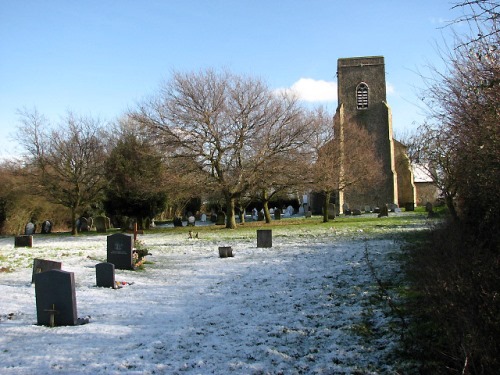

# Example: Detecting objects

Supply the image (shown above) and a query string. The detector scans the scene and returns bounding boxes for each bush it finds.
[403,220,500,374]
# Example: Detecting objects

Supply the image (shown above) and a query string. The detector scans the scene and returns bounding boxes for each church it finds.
[310,56,434,214]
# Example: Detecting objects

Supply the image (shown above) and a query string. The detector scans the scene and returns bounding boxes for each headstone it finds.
[34,269,78,326]
[405,202,415,212]
[218,246,233,258]
[328,203,336,219]
[425,202,433,213]
[79,217,89,232]
[274,208,281,220]
[95,262,115,288]
[257,229,272,248]
[187,215,195,226]
[41,220,52,234]
[32,258,62,283]
[105,217,112,229]
[364,206,372,213]
[305,210,312,218]
[216,211,226,226]
[15,235,33,248]
[107,233,134,270]
[25,222,35,235]
[94,216,107,233]
[257,211,264,221]
[298,206,304,214]
[378,205,389,217]
[200,213,207,222]
[173,217,183,227]
[352,209,362,216]
[287,205,294,216]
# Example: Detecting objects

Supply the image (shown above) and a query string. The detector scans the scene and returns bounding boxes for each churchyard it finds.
[0,211,431,374]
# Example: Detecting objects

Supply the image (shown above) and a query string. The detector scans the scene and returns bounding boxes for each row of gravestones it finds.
[25,221,53,235]
[31,233,138,327]
[31,230,273,327]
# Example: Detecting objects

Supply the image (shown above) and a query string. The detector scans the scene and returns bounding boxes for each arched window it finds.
[356,82,369,109]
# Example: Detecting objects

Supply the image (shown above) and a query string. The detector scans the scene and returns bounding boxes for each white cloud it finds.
[276,78,337,102]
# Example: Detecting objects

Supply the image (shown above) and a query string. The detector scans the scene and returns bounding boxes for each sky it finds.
[0,1,467,159]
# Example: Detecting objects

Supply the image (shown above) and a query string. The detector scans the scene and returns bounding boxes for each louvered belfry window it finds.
[356,82,369,109]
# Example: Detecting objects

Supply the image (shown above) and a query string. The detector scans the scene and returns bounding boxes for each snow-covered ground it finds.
[0,221,418,374]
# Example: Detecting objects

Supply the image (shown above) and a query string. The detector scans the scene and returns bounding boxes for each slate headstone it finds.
[79,217,89,232]
[107,233,134,270]
[15,235,33,248]
[216,211,226,226]
[378,205,389,217]
[41,220,52,234]
[257,229,272,248]
[274,208,281,220]
[328,203,336,219]
[218,246,233,258]
[94,216,107,233]
[95,262,115,288]
[32,258,62,283]
[34,269,78,326]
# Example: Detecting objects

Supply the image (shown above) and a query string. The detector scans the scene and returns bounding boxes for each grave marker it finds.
[95,262,115,288]
[218,246,233,258]
[107,233,134,270]
[34,269,78,326]
[257,229,272,248]
[32,258,62,283]
[15,235,33,248]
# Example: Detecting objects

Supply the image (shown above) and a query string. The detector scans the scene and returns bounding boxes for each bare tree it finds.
[17,109,109,235]
[132,69,311,229]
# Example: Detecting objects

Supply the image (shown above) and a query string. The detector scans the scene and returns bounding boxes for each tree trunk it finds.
[322,191,331,223]
[71,206,77,236]
[445,193,459,221]
[262,190,272,223]
[225,194,237,229]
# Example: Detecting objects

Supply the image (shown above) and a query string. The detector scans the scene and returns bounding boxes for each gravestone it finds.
[15,235,33,248]
[305,210,312,218]
[173,217,183,227]
[257,229,272,248]
[218,246,233,258]
[34,269,78,326]
[201,213,207,222]
[274,208,281,220]
[25,222,35,235]
[405,202,415,211]
[257,211,264,221]
[94,216,107,233]
[41,220,52,234]
[107,233,134,270]
[328,203,336,219]
[364,206,372,213]
[352,209,362,216]
[95,262,115,288]
[79,217,89,232]
[425,202,433,213]
[32,258,62,283]
[216,211,226,226]
[187,216,195,226]
[378,205,389,217]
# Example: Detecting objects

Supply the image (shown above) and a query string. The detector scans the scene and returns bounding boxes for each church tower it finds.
[335,56,398,211]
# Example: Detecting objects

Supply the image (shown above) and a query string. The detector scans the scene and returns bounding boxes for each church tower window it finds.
[356,82,369,109]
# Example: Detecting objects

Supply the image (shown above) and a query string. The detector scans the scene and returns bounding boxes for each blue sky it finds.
[0,1,465,158]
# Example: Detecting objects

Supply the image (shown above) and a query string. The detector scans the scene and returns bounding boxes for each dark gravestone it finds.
[216,211,226,226]
[274,208,281,220]
[34,269,78,326]
[41,220,52,234]
[32,258,62,283]
[257,229,272,248]
[79,217,89,232]
[405,202,415,212]
[94,216,107,233]
[352,209,362,216]
[107,233,134,270]
[378,205,389,217]
[15,235,33,248]
[218,246,233,258]
[95,262,115,288]
[328,203,336,219]
[173,217,183,227]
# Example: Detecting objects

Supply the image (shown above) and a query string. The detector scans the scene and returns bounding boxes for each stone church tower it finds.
[334,56,399,212]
